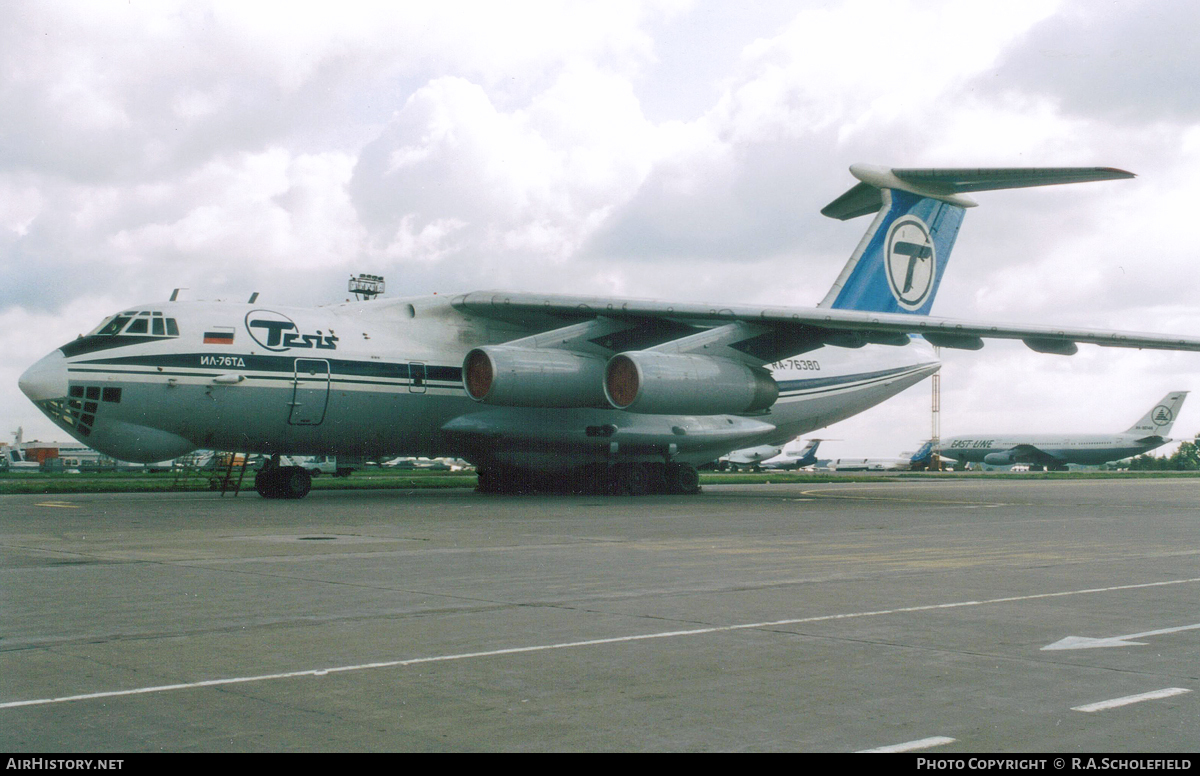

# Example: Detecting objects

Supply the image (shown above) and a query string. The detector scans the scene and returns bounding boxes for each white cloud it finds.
[352,68,662,275]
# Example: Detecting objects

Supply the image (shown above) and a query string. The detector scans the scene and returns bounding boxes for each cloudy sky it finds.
[4,0,1200,459]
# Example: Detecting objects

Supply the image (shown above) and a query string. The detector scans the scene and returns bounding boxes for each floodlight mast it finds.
[349,274,385,301]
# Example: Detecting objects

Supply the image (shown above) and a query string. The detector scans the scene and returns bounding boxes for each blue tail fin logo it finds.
[886,215,938,310]
[817,165,1135,316]
[822,189,965,315]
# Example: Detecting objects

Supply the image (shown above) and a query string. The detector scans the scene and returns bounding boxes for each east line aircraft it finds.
[18,164,1200,498]
[941,391,1188,471]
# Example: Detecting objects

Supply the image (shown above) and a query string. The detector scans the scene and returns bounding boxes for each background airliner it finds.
[723,438,824,471]
[19,165,1200,498]
[941,391,1188,470]
[758,439,824,471]
[721,443,787,470]
[828,441,935,471]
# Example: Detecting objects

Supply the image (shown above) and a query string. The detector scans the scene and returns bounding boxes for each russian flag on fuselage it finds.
[203,327,235,345]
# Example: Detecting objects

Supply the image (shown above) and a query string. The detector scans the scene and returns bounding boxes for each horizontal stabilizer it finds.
[821,165,1135,220]
[820,182,884,221]
[890,166,1135,193]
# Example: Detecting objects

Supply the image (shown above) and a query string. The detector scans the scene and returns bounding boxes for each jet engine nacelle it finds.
[463,346,608,407]
[604,351,779,415]
[983,451,1017,465]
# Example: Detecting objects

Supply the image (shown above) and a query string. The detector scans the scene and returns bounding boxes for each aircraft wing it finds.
[1005,444,1065,467]
[453,292,1200,361]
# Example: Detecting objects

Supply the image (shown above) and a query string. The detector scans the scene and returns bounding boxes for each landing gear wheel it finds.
[475,466,534,494]
[255,466,312,499]
[664,463,701,495]
[280,467,312,499]
[609,463,650,496]
[254,469,280,499]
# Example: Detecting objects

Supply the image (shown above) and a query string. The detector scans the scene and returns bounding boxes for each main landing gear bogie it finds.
[475,462,702,496]
[255,466,312,499]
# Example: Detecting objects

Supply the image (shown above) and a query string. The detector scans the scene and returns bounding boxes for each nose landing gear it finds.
[255,463,313,499]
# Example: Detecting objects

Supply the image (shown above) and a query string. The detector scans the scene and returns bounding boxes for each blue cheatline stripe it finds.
[774,363,931,394]
[75,352,463,383]
[66,368,463,390]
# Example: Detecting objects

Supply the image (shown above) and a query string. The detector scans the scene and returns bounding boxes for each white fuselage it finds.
[21,296,940,471]
[828,457,913,471]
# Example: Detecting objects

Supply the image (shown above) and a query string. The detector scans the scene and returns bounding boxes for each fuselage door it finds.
[290,358,330,425]
[408,362,427,394]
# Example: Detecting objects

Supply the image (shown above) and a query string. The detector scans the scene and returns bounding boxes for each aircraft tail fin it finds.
[1125,391,1188,437]
[910,440,934,464]
[818,165,1135,315]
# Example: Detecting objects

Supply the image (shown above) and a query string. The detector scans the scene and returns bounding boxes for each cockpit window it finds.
[87,311,180,338]
[94,316,132,336]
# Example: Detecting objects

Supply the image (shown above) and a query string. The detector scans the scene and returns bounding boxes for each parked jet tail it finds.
[794,439,821,466]
[1125,391,1188,438]
[910,440,934,464]
[818,166,1135,316]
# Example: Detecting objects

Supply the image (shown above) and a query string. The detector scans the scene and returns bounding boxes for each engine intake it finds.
[462,346,608,407]
[604,351,778,415]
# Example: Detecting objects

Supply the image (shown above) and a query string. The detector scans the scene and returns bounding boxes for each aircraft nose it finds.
[18,350,69,402]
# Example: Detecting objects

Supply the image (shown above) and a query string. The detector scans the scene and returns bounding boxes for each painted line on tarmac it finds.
[856,736,956,753]
[4,576,1200,711]
[1072,687,1191,713]
[799,487,1009,507]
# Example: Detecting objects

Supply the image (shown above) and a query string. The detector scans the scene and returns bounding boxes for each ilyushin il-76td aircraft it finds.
[18,165,1200,498]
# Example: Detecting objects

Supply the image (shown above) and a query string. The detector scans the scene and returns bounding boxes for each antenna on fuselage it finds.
[170,288,188,302]
[349,274,385,301]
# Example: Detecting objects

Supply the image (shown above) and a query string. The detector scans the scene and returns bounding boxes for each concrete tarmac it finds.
[2,478,1199,752]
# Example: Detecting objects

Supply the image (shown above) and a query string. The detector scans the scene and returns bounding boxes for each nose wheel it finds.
[254,466,312,499]
[663,462,701,495]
